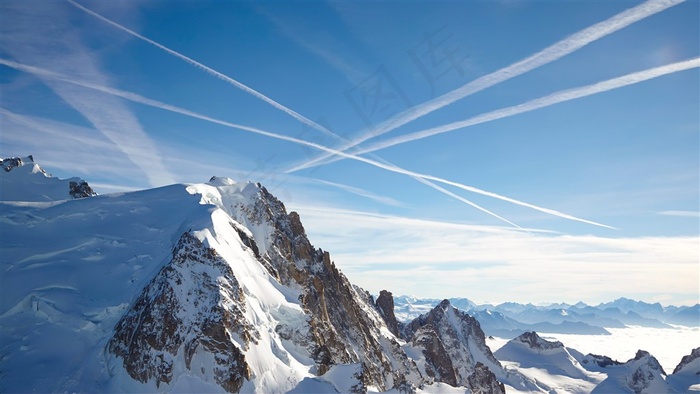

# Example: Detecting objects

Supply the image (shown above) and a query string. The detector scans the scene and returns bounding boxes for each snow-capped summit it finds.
[2,157,692,394]
[513,331,565,351]
[401,299,506,393]
[592,350,669,394]
[667,347,700,392]
[672,347,700,375]
[1,159,426,393]
[495,331,592,384]
[1,155,96,201]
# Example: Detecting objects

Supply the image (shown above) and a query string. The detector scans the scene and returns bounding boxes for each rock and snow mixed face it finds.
[590,350,670,394]
[4,157,693,394]
[1,162,426,393]
[667,347,700,393]
[401,299,506,393]
[1,156,96,201]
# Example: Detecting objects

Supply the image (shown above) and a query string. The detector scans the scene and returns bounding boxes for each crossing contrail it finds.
[2,58,613,229]
[67,0,338,141]
[333,57,700,158]
[286,0,686,173]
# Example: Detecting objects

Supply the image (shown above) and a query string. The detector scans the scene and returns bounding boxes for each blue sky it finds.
[1,0,698,305]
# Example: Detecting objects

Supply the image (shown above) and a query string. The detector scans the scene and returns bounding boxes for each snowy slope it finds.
[1,156,96,201]
[1,182,210,391]
[590,350,670,393]
[666,347,700,393]
[494,332,604,393]
[1,163,423,393]
[4,158,691,394]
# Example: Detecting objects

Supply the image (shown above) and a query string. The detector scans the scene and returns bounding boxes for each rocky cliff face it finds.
[402,299,505,393]
[581,353,623,368]
[375,290,400,337]
[592,349,669,394]
[8,160,609,394]
[627,351,667,394]
[230,183,422,392]
[513,331,564,351]
[108,232,254,392]
[672,347,699,375]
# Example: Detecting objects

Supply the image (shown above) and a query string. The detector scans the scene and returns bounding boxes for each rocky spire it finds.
[375,290,399,337]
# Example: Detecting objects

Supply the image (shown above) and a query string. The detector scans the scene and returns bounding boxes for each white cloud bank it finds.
[290,205,700,306]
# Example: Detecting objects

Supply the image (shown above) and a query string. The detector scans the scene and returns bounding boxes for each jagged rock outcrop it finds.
[632,350,667,375]
[403,299,504,393]
[667,347,700,393]
[1,156,26,172]
[1,155,96,200]
[672,347,700,375]
[581,353,623,368]
[467,362,506,394]
[592,349,669,394]
[108,232,254,392]
[375,290,400,337]
[628,351,667,393]
[230,183,422,392]
[513,331,564,351]
[69,180,97,198]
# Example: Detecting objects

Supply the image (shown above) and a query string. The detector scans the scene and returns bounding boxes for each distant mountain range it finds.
[393,296,698,337]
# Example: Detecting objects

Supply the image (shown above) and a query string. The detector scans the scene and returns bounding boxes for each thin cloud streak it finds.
[260,9,366,84]
[0,2,175,186]
[350,58,700,156]
[287,0,686,173]
[411,175,524,230]
[310,178,404,207]
[657,210,700,218]
[1,108,153,191]
[67,0,338,141]
[2,59,613,229]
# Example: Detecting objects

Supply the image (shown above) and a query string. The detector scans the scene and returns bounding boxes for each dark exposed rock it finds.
[69,180,96,199]
[411,325,457,386]
[234,185,422,392]
[403,299,504,392]
[582,353,622,368]
[672,347,700,374]
[514,331,563,351]
[375,290,399,337]
[1,157,24,172]
[108,232,253,392]
[467,362,506,394]
[625,350,666,394]
[632,350,666,375]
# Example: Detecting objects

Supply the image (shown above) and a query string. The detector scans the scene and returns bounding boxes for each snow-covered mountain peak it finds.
[632,350,667,375]
[1,155,96,201]
[667,347,700,393]
[515,331,565,351]
[672,347,700,375]
[401,299,506,392]
[1,155,43,173]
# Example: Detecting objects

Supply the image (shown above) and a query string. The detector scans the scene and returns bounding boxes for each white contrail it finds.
[287,0,685,173]
[412,176,524,230]
[2,58,613,229]
[344,58,700,157]
[66,0,338,141]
